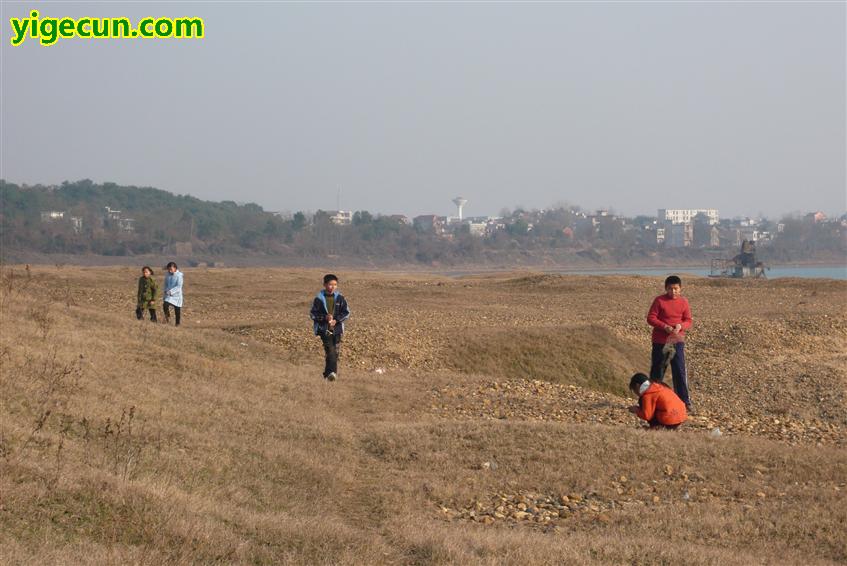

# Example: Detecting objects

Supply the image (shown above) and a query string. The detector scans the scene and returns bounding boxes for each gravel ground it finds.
[27,267,846,447]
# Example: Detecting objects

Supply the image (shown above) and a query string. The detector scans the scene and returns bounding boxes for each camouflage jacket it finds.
[137,276,158,308]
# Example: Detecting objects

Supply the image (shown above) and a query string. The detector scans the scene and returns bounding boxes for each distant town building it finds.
[737,217,760,227]
[467,222,488,237]
[692,213,719,247]
[117,218,136,232]
[693,222,720,248]
[413,215,444,234]
[328,211,352,225]
[665,223,693,247]
[805,211,827,223]
[719,228,748,248]
[486,219,507,236]
[104,206,122,221]
[70,216,83,233]
[658,208,719,225]
[40,211,65,222]
[385,214,411,225]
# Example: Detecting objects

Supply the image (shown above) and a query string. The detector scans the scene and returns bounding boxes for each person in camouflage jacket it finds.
[136,266,158,322]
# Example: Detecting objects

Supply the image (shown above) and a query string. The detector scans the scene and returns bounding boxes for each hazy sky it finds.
[2,2,845,219]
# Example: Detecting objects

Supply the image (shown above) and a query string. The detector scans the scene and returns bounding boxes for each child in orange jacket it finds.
[628,373,687,429]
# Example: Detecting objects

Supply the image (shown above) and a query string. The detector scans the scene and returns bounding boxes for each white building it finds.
[328,211,352,226]
[658,209,719,225]
[467,222,488,237]
[104,206,122,221]
[40,211,65,222]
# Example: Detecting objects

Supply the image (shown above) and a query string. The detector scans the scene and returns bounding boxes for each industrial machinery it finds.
[709,240,768,278]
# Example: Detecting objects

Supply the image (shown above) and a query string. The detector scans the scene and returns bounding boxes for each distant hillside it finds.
[0,179,286,257]
[0,179,486,265]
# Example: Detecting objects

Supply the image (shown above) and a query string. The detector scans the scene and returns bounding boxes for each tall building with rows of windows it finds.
[658,208,719,225]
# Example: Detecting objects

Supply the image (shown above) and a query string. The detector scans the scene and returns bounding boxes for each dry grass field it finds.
[1,265,845,565]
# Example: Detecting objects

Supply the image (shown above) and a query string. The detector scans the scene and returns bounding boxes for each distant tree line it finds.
[1,180,844,264]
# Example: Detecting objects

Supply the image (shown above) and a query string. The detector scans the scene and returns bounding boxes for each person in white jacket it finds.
[163,262,184,326]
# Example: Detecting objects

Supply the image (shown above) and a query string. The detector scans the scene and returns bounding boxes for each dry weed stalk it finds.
[49,413,75,488]
[29,305,54,340]
[62,277,76,308]
[15,347,83,458]
[101,405,145,480]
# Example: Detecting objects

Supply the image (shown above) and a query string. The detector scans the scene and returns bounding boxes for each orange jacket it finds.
[637,382,687,425]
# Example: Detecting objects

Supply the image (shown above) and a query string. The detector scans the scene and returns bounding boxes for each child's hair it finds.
[664,275,682,287]
[142,266,154,275]
[629,372,649,392]
[323,273,338,285]
[166,261,178,270]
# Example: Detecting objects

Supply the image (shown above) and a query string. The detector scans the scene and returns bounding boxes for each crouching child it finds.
[309,274,350,381]
[627,373,687,429]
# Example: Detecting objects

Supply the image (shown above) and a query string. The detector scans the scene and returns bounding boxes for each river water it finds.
[534,265,847,280]
[445,265,847,280]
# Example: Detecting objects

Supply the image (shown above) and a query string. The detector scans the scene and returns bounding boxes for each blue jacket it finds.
[310,291,350,336]
[163,270,184,307]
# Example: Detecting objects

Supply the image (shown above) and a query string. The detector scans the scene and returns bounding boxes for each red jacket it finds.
[637,382,687,425]
[647,294,692,344]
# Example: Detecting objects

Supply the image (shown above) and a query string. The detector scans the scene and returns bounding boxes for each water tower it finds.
[452,197,468,221]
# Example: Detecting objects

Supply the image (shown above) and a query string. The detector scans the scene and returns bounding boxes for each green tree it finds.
[292,212,307,231]
[353,210,373,226]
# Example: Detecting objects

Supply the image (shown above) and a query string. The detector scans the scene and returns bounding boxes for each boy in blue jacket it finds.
[310,274,350,381]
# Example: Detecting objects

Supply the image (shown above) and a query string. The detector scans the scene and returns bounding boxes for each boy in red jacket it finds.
[628,373,687,429]
[647,275,692,408]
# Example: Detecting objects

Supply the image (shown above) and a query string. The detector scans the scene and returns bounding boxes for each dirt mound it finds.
[446,326,644,396]
[492,273,657,293]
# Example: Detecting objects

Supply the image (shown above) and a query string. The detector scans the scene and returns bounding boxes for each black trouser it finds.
[163,302,181,325]
[136,307,157,322]
[650,342,690,406]
[320,332,342,377]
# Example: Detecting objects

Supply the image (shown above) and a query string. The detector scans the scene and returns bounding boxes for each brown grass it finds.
[1,265,845,565]
[448,326,643,395]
